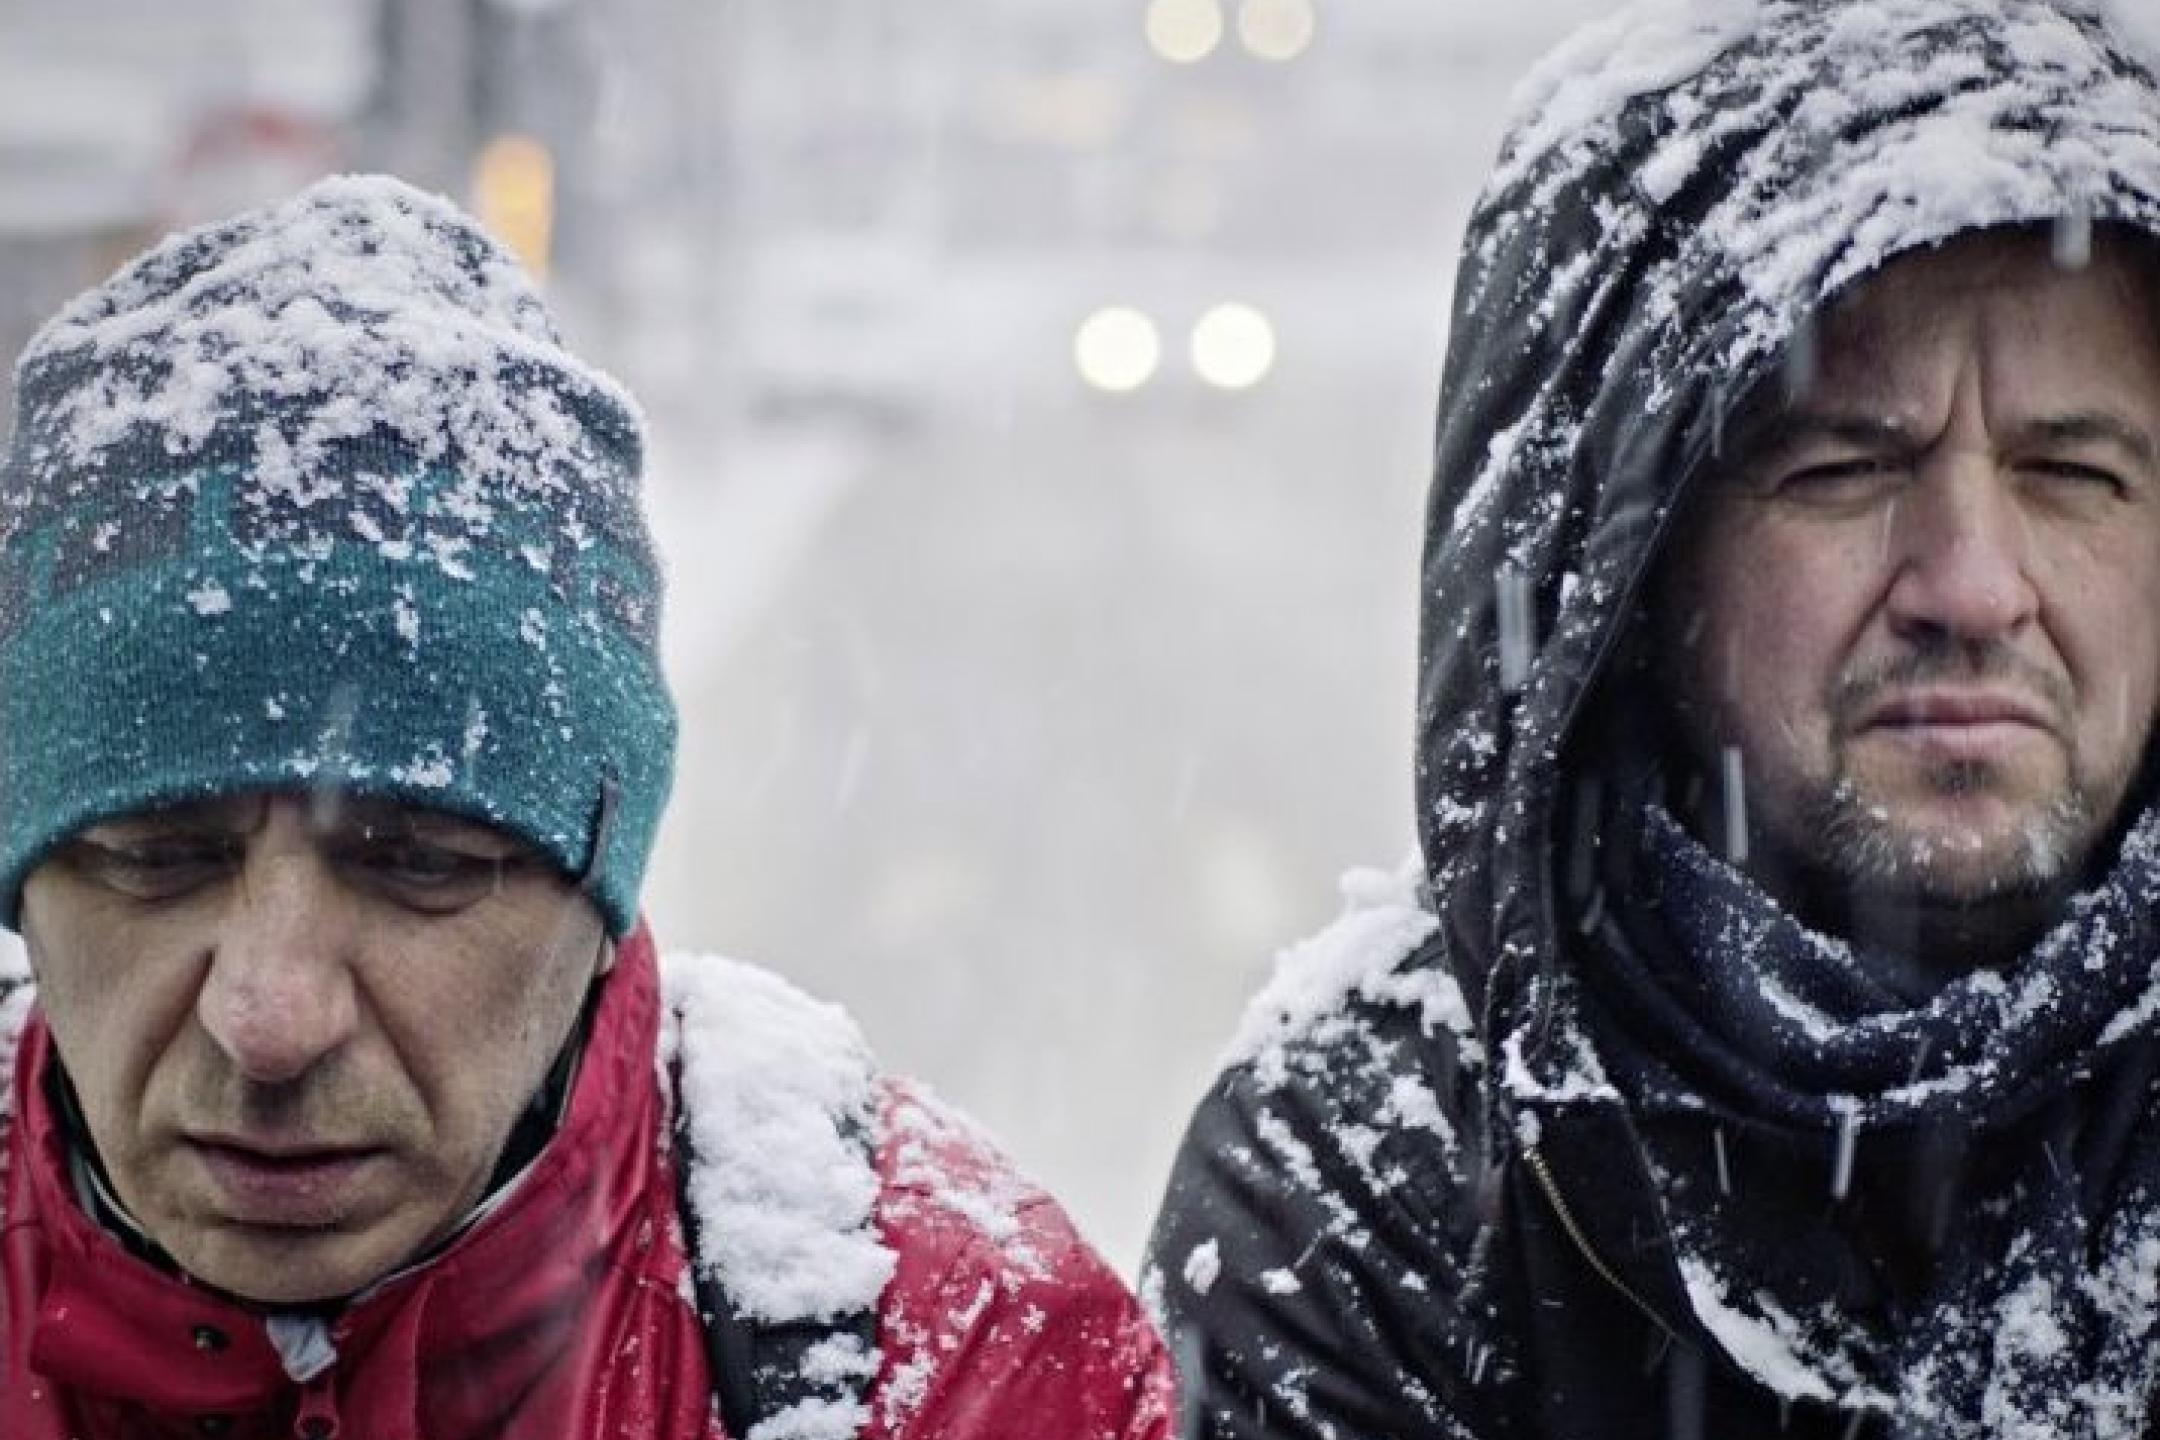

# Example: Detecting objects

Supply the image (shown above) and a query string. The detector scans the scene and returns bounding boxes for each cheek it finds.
[28,904,130,1050]
[389,903,602,1123]
[1675,551,1781,712]
[24,914,199,1144]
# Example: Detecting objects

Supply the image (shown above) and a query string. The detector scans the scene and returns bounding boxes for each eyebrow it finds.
[1729,408,2160,470]
[2012,411,2160,469]
[1726,410,1916,464]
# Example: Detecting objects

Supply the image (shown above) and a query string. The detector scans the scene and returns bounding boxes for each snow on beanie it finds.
[0,174,674,936]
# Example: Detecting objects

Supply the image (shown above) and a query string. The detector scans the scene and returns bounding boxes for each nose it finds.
[196,852,360,1085]
[1883,455,2038,645]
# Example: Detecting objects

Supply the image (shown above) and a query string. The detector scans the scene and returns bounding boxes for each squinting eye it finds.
[1768,457,1901,501]
[65,836,238,901]
[2025,459,2127,494]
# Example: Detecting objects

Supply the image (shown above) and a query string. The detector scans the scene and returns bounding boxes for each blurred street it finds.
[0,0,1605,1266]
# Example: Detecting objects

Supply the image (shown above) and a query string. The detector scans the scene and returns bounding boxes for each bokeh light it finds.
[1075,306,1163,392]
[1145,0,1225,64]
[1237,0,1316,61]
[472,133,556,278]
[1191,302,1275,389]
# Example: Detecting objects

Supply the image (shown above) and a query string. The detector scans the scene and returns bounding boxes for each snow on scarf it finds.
[1581,804,2160,1438]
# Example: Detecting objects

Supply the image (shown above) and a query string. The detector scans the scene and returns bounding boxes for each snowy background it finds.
[0,0,1607,1269]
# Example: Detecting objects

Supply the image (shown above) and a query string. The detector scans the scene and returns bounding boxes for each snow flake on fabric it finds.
[1678,1255,1891,1412]
[1498,994,1619,1111]
[1497,0,1764,193]
[882,1082,1048,1279]
[746,1396,869,1440]
[1182,1239,1222,1296]
[873,1077,1171,1440]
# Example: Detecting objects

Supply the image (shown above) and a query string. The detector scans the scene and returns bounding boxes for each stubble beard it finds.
[1787,757,2098,911]
[1767,641,2111,934]
[1755,750,2109,983]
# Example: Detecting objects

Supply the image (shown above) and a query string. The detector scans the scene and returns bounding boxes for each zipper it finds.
[293,1374,341,1440]
[1521,1142,1677,1342]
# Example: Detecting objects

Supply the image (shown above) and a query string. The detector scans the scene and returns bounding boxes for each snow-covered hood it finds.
[1414,0,2160,1034]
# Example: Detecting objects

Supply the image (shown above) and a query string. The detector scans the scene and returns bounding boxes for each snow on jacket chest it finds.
[0,932,1175,1440]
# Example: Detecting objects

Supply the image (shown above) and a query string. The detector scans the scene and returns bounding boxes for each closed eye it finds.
[2021,458,2128,494]
[62,835,239,901]
[1763,455,1904,504]
[332,831,533,912]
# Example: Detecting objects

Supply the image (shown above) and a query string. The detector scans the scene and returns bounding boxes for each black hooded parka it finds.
[1146,4,2160,1437]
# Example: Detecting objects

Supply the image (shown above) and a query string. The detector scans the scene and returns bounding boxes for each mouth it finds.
[1860,690,2053,734]
[1848,689,2060,771]
[186,1137,386,1227]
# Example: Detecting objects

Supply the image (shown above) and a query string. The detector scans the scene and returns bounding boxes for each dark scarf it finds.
[1579,802,2160,1438]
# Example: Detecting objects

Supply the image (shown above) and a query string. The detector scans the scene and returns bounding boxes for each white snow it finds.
[662,953,897,1326]
[15,174,645,588]
[184,578,232,616]
[1499,1022,1620,1109]
[1497,0,1763,193]
[1226,861,1458,1088]
[1678,1255,1889,1411]
[1470,0,2160,447]
[883,1085,1049,1278]
[747,1396,872,1440]
[1182,1238,1222,1295]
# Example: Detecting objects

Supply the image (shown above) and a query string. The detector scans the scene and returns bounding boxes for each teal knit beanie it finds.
[0,174,675,936]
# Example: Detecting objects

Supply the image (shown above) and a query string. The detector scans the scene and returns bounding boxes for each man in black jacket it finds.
[1145,4,2160,1438]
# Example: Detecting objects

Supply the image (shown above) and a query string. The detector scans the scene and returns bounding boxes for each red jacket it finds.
[0,929,1175,1439]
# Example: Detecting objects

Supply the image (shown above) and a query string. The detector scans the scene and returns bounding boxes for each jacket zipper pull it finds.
[292,1375,341,1440]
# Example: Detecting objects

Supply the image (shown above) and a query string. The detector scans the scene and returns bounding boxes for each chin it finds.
[173,1230,400,1306]
[1794,774,2099,908]
[1839,817,2083,905]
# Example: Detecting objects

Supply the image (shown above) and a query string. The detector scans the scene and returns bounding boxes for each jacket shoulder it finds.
[1224,863,1467,1087]
[659,955,1173,1440]
[1144,868,1515,1439]
[868,1079,1176,1440]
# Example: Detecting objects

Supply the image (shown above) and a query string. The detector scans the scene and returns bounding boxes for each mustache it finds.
[1830,642,2073,733]
[175,1055,426,1151]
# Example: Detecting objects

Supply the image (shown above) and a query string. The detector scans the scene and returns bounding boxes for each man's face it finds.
[1660,231,2160,921]
[18,791,610,1303]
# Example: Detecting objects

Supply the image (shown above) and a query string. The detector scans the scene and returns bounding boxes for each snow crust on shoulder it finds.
[662,953,897,1330]
[1225,862,1464,1087]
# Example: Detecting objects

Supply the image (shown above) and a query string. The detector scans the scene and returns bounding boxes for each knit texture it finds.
[0,174,675,934]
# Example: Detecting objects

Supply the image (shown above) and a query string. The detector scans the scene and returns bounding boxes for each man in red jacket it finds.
[0,174,1174,1440]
